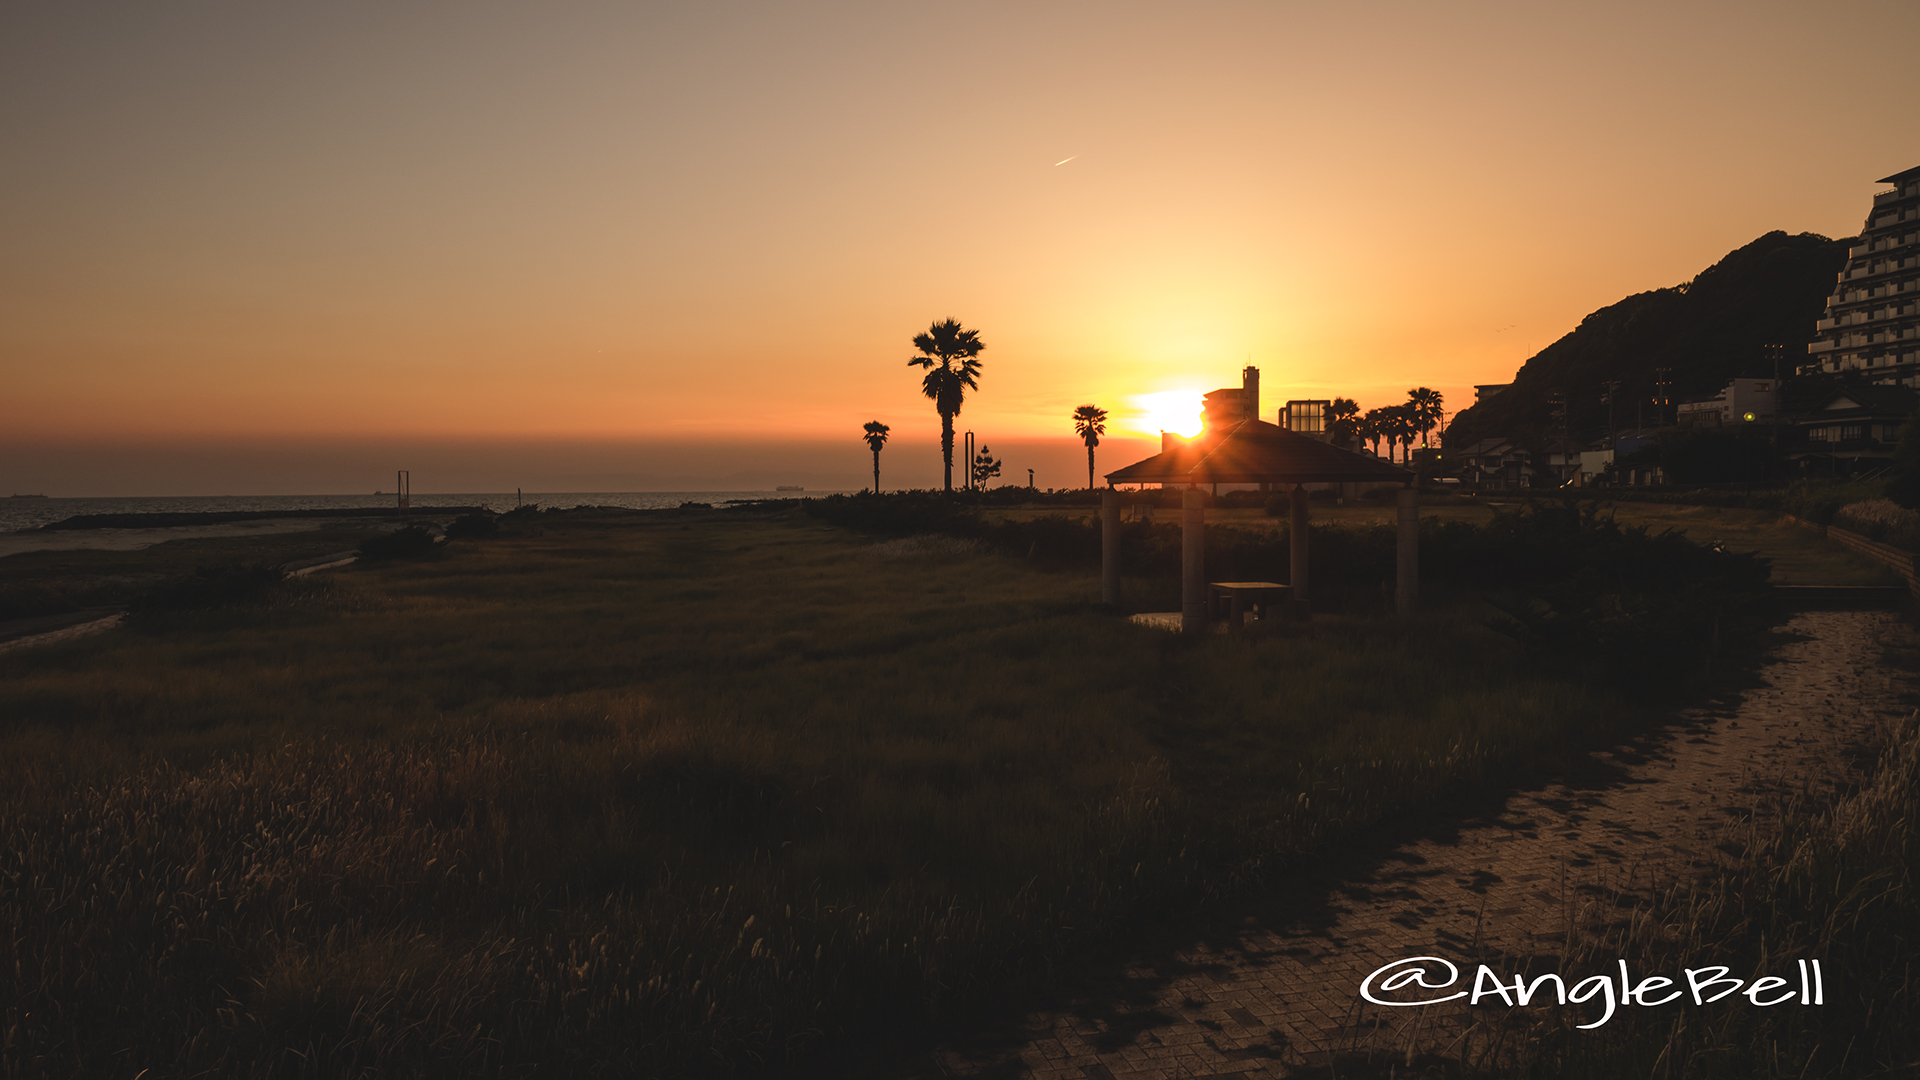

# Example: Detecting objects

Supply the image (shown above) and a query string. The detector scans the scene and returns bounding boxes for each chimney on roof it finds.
[1243,366,1259,426]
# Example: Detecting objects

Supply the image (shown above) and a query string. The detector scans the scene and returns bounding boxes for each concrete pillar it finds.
[1289,484,1310,606]
[1101,488,1120,606]
[1182,488,1206,636]
[1396,485,1420,617]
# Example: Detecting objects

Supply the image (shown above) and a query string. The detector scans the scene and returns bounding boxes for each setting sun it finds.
[1127,391,1205,439]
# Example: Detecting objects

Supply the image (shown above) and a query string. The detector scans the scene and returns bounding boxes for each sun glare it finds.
[1129,391,1205,438]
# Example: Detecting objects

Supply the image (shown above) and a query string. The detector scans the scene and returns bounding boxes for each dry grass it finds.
[1603,503,1900,586]
[0,508,1723,1076]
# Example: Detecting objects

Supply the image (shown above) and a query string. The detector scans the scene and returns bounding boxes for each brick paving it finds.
[920,610,1912,1079]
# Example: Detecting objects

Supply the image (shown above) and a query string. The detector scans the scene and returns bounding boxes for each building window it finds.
[1840,424,1863,441]
[1285,400,1327,434]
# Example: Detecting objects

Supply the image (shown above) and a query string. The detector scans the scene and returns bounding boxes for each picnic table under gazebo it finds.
[1100,419,1419,634]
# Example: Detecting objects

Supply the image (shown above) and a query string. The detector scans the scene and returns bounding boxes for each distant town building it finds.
[1450,438,1529,489]
[1676,378,1777,426]
[1793,385,1916,467]
[1280,399,1331,438]
[1201,367,1260,430]
[1473,383,1512,404]
[1806,164,1920,383]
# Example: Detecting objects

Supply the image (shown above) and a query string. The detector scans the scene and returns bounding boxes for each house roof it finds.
[1876,164,1920,185]
[1813,385,1919,418]
[1105,419,1414,485]
[1534,436,1586,454]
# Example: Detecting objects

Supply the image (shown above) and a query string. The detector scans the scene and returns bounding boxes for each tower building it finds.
[1200,366,1260,430]
[1807,165,1920,383]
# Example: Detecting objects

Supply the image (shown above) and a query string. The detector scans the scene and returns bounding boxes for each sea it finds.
[0,491,855,534]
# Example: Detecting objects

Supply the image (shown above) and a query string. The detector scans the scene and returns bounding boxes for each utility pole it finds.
[963,431,975,492]
[1653,367,1673,427]
[1762,343,1786,447]
[1547,390,1567,487]
[1600,381,1620,487]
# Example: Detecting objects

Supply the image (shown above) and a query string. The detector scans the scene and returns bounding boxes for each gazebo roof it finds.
[1105,420,1415,485]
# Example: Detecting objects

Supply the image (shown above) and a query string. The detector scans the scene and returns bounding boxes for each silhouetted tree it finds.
[1383,404,1417,464]
[1073,404,1108,490]
[1889,410,1920,508]
[971,445,1003,488]
[862,421,890,493]
[1359,409,1385,457]
[1327,398,1360,449]
[1408,387,1444,447]
[907,319,986,492]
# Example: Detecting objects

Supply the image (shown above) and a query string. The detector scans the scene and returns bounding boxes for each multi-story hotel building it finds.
[1807,165,1920,383]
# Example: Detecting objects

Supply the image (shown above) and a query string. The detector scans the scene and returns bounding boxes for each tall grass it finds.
[1832,498,1920,551]
[1546,706,1920,1078]
[0,508,1773,1076]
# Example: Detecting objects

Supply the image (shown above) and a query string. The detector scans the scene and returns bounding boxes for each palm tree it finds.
[1360,408,1388,458]
[907,319,986,492]
[862,421,890,493]
[1383,404,1416,464]
[1327,398,1360,449]
[1407,387,1444,448]
[1072,404,1108,490]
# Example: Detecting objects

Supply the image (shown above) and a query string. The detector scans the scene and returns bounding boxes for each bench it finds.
[1208,581,1293,629]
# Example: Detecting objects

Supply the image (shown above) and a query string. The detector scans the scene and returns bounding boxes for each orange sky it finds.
[4,2,1918,494]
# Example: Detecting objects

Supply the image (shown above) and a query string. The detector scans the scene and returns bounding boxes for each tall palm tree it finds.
[1384,404,1416,464]
[907,319,986,492]
[1360,408,1387,458]
[1407,387,1444,448]
[862,421,890,493]
[1072,404,1108,490]
[1327,397,1360,449]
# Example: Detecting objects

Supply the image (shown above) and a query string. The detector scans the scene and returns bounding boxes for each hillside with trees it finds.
[1444,230,1851,451]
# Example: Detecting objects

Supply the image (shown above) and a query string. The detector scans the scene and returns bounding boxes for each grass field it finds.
[986,494,1899,588]
[0,522,395,622]
[0,506,1787,1076]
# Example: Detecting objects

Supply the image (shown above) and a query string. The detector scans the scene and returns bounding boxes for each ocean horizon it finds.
[0,490,858,534]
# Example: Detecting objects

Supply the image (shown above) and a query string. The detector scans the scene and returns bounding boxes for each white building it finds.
[1806,164,1920,383]
[1676,378,1776,426]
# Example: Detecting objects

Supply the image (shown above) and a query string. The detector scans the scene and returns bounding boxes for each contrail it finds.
[1054,156,1076,166]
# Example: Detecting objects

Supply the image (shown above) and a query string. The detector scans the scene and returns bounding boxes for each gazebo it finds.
[1101,419,1419,633]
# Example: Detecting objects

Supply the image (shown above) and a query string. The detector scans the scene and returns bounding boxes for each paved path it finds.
[0,613,124,655]
[925,610,1912,1079]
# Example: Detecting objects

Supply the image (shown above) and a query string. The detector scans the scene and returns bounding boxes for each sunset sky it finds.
[4,1,1918,495]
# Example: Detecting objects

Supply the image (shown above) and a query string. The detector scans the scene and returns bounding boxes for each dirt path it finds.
[0,613,124,655]
[923,610,1912,1079]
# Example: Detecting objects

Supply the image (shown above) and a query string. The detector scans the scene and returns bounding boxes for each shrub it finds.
[358,526,438,560]
[1780,477,1886,525]
[1832,498,1920,550]
[809,492,1773,697]
[444,512,500,541]
[129,564,288,616]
